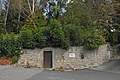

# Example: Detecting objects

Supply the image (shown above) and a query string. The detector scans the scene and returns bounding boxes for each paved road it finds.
[93,59,120,73]
[0,66,42,80]
[0,59,120,80]
[27,59,120,80]
[26,69,120,80]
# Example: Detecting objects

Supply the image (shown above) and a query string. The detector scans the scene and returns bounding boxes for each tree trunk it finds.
[27,0,32,13]
[17,11,21,33]
[32,0,35,13]
[4,0,10,32]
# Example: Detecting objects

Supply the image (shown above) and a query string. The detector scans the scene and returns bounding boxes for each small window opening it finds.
[81,53,84,59]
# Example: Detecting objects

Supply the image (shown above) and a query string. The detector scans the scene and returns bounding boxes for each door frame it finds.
[43,50,54,68]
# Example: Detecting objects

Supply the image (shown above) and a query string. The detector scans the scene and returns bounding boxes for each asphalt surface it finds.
[26,69,120,80]
[93,59,120,73]
[0,66,42,80]
[0,59,120,80]
[27,59,120,80]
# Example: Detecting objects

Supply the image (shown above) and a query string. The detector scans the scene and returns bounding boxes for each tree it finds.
[107,0,120,45]
[113,0,120,24]
[63,24,83,46]
[82,28,105,50]
[1,0,40,33]
[4,0,10,32]
[59,0,92,27]
[44,19,70,49]
[22,12,46,29]
[22,0,37,14]
[0,12,4,33]
[40,0,68,23]
[4,0,22,32]
[77,0,115,45]
[85,0,115,28]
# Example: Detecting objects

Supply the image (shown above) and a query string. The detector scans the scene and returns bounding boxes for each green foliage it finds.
[0,33,22,57]
[23,12,46,29]
[45,19,70,49]
[42,0,68,22]
[20,28,36,49]
[11,55,20,64]
[32,12,47,27]
[20,20,70,49]
[59,1,92,26]
[82,28,106,50]
[33,28,46,48]
[20,19,105,50]
[0,0,110,59]
[63,24,83,46]
[0,12,5,33]
[104,24,120,46]
[85,0,115,46]
[63,24,105,49]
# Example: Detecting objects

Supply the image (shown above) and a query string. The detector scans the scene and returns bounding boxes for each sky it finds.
[0,0,2,11]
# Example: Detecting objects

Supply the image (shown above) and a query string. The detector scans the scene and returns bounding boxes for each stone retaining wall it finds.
[17,44,111,69]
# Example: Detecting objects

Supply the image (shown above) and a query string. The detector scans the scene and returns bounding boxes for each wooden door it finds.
[43,51,52,68]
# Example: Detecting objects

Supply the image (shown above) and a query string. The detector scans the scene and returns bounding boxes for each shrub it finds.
[63,24,83,46]
[0,33,22,57]
[50,26,70,49]
[33,28,46,48]
[20,28,36,49]
[63,25,105,50]
[11,55,20,64]
[82,28,106,50]
[44,19,70,49]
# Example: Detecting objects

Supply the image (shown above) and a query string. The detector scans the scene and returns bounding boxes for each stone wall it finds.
[17,44,111,69]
